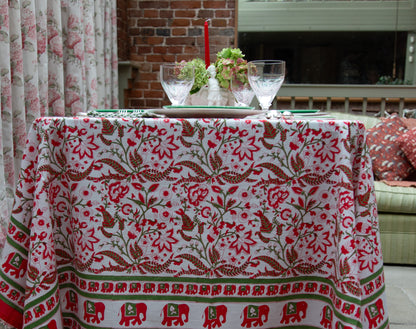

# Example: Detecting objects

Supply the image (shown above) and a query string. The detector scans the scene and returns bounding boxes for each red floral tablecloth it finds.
[0,116,389,329]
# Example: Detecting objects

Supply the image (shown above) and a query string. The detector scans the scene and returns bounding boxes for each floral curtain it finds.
[0,0,118,258]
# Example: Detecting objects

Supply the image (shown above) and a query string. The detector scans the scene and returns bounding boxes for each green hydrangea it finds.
[214,48,248,90]
[180,58,209,94]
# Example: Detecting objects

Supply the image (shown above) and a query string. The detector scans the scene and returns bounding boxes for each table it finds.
[0,116,389,329]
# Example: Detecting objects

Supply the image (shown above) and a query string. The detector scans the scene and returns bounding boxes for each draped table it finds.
[0,116,389,329]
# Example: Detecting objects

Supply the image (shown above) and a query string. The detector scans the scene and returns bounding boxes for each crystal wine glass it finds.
[230,71,255,107]
[248,60,285,111]
[160,63,194,106]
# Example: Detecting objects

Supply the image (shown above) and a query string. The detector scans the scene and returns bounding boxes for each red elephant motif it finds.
[320,305,333,329]
[305,282,318,292]
[80,279,87,290]
[58,273,69,284]
[157,283,169,293]
[211,285,222,296]
[238,285,250,296]
[171,283,184,294]
[342,302,355,315]
[115,282,128,293]
[7,289,20,301]
[203,305,227,329]
[186,284,198,295]
[199,284,210,295]
[280,301,308,324]
[65,290,78,312]
[291,282,303,293]
[46,296,56,310]
[101,282,114,293]
[161,303,190,326]
[34,304,46,318]
[375,276,384,289]
[143,282,155,293]
[84,301,105,324]
[13,231,27,243]
[88,282,100,292]
[0,281,9,293]
[2,252,27,279]
[252,285,265,296]
[119,302,147,326]
[319,283,330,295]
[241,305,269,328]
[266,285,279,296]
[24,311,33,324]
[365,298,385,329]
[364,282,375,295]
[279,284,291,294]
[129,282,140,293]
[224,285,236,296]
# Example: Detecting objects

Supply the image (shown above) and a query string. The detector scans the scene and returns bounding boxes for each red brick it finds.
[184,46,200,55]
[172,28,187,36]
[166,37,196,46]
[143,9,159,18]
[129,89,144,98]
[146,54,176,62]
[167,46,184,53]
[203,1,227,9]
[160,10,173,18]
[138,19,166,27]
[139,1,169,9]
[146,36,164,45]
[143,90,165,98]
[136,46,152,54]
[138,72,158,81]
[171,1,202,9]
[192,19,206,27]
[198,10,215,19]
[176,54,200,62]
[175,10,197,18]
[211,19,227,28]
[153,46,168,54]
[172,19,191,27]
[215,10,231,18]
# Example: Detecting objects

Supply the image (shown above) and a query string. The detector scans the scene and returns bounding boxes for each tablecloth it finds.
[0,116,389,329]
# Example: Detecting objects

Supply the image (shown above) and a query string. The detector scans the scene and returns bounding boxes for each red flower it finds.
[108,182,129,203]
[188,184,209,206]
[267,187,289,209]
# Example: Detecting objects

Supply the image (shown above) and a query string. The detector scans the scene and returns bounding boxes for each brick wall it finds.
[121,0,237,108]
[117,0,129,61]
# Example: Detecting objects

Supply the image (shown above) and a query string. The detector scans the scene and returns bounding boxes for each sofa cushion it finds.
[374,181,416,214]
[402,117,416,130]
[366,115,413,180]
[397,127,416,170]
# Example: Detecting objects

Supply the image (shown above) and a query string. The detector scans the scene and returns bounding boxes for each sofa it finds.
[331,111,416,265]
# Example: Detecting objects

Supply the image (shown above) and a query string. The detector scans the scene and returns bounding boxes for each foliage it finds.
[376,75,412,85]
[214,48,249,90]
[179,58,209,94]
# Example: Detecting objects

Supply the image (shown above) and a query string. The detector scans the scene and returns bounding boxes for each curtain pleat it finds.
[0,0,118,255]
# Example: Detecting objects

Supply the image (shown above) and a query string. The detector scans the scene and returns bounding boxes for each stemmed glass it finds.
[230,72,255,107]
[160,63,194,106]
[247,60,285,112]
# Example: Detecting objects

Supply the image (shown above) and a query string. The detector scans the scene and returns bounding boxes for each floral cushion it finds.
[397,127,416,170]
[366,115,413,180]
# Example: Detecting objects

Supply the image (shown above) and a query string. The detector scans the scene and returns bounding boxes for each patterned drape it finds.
[0,0,118,254]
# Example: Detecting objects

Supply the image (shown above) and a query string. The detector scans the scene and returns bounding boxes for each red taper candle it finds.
[204,21,210,69]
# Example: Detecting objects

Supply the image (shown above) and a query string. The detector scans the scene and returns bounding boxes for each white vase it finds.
[186,85,235,106]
